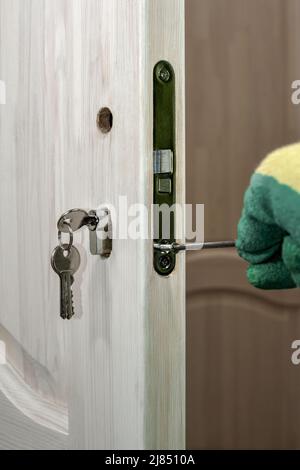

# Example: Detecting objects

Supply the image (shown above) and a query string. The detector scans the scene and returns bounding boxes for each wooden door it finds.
[186,0,300,449]
[0,0,185,450]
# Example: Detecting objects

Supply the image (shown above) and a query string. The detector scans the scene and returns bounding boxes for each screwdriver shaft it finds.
[154,240,236,252]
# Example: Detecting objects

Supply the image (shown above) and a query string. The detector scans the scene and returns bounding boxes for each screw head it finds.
[158,66,171,83]
[159,254,172,270]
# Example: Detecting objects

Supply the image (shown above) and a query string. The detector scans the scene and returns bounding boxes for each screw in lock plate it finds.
[159,254,172,270]
[157,64,171,83]
[155,247,175,276]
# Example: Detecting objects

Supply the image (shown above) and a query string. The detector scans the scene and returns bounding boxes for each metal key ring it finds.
[58,220,73,255]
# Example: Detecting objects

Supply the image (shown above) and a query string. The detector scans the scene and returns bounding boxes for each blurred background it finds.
[186,0,300,449]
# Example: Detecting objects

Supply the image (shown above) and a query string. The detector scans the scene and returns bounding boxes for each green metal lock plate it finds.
[153,61,176,276]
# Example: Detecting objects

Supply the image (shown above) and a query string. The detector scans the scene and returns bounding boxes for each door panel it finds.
[186,0,300,449]
[0,0,185,449]
[187,250,300,449]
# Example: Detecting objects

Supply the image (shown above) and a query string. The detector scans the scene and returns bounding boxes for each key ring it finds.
[58,220,73,255]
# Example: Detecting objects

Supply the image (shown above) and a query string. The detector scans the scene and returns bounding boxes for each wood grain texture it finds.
[0,324,68,435]
[186,0,300,449]
[0,0,185,449]
[145,0,185,450]
[0,392,67,450]
[0,363,68,435]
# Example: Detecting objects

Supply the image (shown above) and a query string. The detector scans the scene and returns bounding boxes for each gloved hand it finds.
[236,143,300,289]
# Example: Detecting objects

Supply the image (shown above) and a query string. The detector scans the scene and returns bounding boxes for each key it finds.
[57,209,98,233]
[59,271,73,320]
[51,245,81,320]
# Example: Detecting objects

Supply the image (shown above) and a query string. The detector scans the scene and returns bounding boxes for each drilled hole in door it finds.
[97,107,113,133]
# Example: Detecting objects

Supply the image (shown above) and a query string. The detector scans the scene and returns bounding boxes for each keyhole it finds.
[97,107,113,134]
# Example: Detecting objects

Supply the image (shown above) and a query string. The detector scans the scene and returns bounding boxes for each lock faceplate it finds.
[153,61,176,276]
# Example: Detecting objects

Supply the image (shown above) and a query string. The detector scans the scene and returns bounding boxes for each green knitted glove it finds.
[237,143,300,289]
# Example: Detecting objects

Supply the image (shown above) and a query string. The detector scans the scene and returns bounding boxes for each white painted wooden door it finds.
[0,0,185,450]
